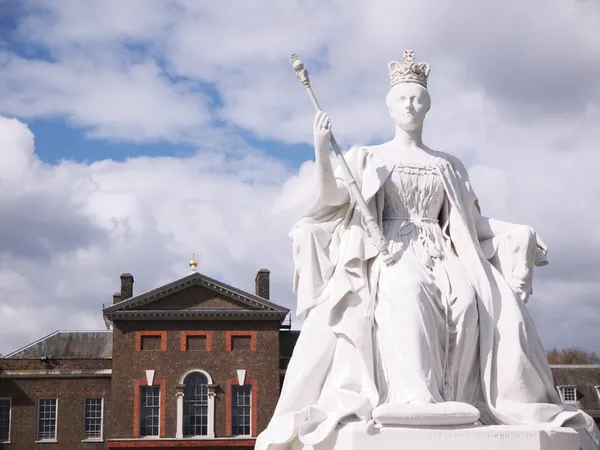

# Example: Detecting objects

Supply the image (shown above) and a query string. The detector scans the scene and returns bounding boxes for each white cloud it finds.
[1,0,600,355]
[0,115,320,354]
[0,54,211,142]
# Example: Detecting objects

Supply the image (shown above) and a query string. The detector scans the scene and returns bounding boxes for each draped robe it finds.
[255,146,600,450]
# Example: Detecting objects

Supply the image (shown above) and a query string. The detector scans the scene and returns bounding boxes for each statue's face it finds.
[386,83,431,131]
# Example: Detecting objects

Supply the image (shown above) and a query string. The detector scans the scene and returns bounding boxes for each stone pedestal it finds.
[294,422,580,450]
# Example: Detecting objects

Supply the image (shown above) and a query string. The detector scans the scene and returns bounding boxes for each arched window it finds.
[183,372,208,436]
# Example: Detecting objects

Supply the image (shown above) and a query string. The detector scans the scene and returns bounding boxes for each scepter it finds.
[290,54,394,266]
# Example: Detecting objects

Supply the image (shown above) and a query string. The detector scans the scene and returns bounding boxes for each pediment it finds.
[102,272,289,321]
[137,285,247,311]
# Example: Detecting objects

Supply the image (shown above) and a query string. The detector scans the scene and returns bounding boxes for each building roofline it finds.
[550,364,600,369]
[2,330,113,359]
[103,271,289,316]
[2,330,61,358]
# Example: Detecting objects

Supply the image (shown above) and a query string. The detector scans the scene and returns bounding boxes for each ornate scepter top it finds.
[290,54,311,87]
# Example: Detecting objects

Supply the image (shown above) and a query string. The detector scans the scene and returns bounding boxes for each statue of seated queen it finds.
[255,50,600,450]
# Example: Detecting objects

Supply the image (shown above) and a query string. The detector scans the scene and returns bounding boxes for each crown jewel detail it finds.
[389,50,431,89]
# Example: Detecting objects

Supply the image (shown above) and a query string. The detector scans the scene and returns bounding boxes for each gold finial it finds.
[189,253,198,272]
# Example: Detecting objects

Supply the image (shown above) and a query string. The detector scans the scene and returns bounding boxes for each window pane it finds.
[141,336,161,351]
[562,387,577,402]
[231,336,251,351]
[183,372,208,436]
[84,398,103,440]
[139,386,160,437]
[37,398,57,440]
[232,385,251,436]
[0,398,10,442]
[186,336,207,351]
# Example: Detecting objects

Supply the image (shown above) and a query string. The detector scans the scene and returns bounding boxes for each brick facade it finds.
[0,270,289,449]
[0,359,111,450]
[7,269,596,449]
[108,319,280,443]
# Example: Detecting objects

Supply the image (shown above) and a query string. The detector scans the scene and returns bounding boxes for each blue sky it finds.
[29,118,191,163]
[0,1,599,356]
[27,117,315,167]
[0,0,320,169]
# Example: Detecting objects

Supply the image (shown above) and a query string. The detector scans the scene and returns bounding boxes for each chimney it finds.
[120,273,134,300]
[255,269,270,300]
[112,293,122,304]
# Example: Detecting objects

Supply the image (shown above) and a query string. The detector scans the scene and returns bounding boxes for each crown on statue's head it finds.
[389,50,431,89]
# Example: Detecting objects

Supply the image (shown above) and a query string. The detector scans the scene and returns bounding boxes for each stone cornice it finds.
[0,369,112,378]
[104,309,287,321]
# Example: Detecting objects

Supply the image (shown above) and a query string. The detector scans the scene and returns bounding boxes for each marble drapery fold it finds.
[255,146,600,450]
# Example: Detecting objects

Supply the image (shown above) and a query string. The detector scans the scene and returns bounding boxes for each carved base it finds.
[292,422,580,450]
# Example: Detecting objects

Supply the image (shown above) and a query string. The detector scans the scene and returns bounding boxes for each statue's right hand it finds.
[313,111,332,153]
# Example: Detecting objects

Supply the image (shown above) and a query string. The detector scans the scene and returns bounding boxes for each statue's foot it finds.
[372,401,480,426]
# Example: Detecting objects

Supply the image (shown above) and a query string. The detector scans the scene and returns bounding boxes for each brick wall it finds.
[110,317,280,440]
[0,374,111,450]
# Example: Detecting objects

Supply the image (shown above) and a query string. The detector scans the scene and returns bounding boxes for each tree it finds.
[547,347,600,364]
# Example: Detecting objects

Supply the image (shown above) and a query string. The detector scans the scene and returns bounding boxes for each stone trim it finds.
[106,310,286,321]
[106,438,256,447]
[0,369,111,378]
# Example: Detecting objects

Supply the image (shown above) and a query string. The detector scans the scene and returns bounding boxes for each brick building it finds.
[0,268,296,449]
[1,268,599,449]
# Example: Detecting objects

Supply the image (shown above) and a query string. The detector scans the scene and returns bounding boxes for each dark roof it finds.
[278,329,300,372]
[3,331,113,359]
[279,330,300,359]
[551,365,600,417]
[103,272,289,322]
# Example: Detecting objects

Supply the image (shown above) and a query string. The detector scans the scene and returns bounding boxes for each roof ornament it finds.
[189,253,198,272]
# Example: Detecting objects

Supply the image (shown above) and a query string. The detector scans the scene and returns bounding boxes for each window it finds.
[186,335,207,351]
[0,398,10,443]
[135,331,166,352]
[139,386,160,437]
[183,372,208,436]
[37,398,58,441]
[560,386,577,403]
[231,385,252,436]
[180,331,212,352]
[225,331,257,352]
[231,336,251,351]
[141,336,161,351]
[84,398,103,440]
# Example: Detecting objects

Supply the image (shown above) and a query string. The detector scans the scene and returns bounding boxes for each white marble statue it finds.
[255,51,600,450]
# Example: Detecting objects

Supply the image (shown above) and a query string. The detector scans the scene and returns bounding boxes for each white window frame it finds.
[179,369,215,439]
[83,397,104,442]
[558,386,578,403]
[231,384,252,437]
[36,397,58,442]
[0,397,11,443]
[139,385,161,438]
